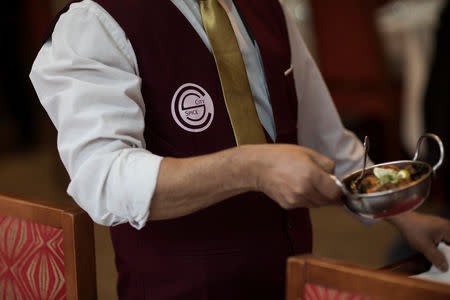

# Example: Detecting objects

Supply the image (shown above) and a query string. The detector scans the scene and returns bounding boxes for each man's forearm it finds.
[149,146,256,220]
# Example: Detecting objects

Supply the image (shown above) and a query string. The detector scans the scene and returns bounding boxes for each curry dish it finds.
[351,164,425,194]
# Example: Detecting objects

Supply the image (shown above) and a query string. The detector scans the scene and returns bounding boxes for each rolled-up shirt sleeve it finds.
[29,2,162,229]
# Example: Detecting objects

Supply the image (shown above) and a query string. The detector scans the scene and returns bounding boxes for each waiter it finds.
[30,0,450,299]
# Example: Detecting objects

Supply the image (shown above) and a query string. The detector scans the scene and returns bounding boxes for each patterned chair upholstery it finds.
[0,194,96,300]
[304,284,375,300]
[286,255,450,300]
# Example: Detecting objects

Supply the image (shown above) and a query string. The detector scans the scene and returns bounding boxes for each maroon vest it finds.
[48,1,312,299]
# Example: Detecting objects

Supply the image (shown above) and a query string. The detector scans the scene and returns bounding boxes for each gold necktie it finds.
[200,0,267,145]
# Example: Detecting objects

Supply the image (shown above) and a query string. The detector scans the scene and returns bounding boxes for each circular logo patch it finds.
[171,83,214,133]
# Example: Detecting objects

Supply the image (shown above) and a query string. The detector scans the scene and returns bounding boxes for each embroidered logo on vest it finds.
[171,83,214,133]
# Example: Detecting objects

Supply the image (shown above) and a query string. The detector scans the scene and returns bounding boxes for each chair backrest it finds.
[286,255,450,300]
[0,193,97,300]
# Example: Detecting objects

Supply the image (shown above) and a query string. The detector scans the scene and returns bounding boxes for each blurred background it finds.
[0,0,449,299]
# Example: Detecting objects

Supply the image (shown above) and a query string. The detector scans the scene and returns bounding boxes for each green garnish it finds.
[373,167,401,184]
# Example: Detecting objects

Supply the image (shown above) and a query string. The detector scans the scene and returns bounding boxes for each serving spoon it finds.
[350,136,369,192]
[330,136,370,199]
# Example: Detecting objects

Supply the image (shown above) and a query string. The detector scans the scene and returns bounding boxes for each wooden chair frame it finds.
[287,254,450,300]
[0,193,97,300]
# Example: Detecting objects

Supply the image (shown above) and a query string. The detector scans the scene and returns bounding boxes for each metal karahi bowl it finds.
[333,134,444,219]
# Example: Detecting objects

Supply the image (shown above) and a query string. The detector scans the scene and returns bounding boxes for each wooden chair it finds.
[286,254,450,300]
[0,193,97,300]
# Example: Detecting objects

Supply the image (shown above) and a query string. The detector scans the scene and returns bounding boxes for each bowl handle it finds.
[412,133,445,174]
[330,175,355,199]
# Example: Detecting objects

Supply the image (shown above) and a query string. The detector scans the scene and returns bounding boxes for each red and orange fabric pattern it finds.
[305,283,376,300]
[0,215,66,300]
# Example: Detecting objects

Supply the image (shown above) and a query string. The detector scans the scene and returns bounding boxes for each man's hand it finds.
[246,144,342,209]
[387,211,450,271]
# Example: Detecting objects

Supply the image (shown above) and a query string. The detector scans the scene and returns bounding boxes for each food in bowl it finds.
[351,164,426,194]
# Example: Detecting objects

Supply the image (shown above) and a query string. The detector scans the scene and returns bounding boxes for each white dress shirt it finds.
[30,0,366,229]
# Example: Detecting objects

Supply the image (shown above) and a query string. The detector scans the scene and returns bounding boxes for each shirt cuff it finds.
[107,149,164,230]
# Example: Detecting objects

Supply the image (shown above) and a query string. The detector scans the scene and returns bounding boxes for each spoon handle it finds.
[361,136,369,177]
[330,175,353,198]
